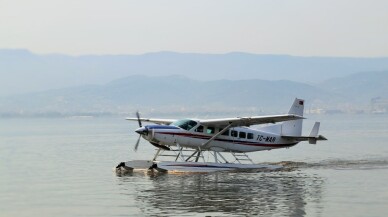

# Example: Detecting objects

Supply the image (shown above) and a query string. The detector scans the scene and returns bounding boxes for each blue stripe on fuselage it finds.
[146,125,180,130]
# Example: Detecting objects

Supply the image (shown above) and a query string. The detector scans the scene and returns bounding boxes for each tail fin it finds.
[281,98,304,136]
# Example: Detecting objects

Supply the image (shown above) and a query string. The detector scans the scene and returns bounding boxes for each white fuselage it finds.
[140,124,298,153]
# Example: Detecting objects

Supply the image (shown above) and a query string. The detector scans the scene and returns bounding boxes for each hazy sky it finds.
[1,0,388,57]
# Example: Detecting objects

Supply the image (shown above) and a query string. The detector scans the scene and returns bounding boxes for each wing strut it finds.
[201,122,233,148]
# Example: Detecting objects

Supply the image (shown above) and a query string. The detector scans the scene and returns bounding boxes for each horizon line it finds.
[1,47,388,59]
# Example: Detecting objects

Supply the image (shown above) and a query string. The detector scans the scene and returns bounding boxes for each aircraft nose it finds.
[135,127,148,135]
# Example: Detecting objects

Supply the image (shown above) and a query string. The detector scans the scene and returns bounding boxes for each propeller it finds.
[134,111,143,152]
[134,133,141,151]
[133,111,166,151]
[136,111,142,128]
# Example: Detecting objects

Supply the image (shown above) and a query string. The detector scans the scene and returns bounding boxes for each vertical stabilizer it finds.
[281,98,304,136]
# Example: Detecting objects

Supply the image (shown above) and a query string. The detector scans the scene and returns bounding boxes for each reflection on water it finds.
[116,170,324,217]
[116,158,388,216]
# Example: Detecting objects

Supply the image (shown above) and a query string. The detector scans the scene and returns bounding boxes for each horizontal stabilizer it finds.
[281,135,327,144]
[282,122,327,144]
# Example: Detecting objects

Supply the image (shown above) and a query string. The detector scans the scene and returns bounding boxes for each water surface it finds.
[1,114,388,216]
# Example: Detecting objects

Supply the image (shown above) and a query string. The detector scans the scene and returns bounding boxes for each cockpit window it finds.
[170,119,198,131]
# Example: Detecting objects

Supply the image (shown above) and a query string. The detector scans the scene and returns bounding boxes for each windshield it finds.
[170,119,198,131]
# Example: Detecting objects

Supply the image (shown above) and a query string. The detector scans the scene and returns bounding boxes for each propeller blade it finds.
[134,134,141,152]
[136,111,142,128]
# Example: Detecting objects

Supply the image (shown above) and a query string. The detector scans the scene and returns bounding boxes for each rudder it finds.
[281,98,304,136]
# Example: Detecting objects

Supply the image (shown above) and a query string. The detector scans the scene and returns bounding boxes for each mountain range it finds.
[1,71,387,117]
[1,49,388,96]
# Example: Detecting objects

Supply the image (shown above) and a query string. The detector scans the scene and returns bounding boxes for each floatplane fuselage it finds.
[116,98,327,173]
[136,122,297,153]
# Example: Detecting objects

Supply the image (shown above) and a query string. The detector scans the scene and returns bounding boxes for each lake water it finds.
[1,114,388,217]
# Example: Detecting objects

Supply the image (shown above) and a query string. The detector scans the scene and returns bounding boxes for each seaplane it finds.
[116,98,327,173]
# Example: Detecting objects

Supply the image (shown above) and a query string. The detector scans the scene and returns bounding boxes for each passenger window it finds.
[195,125,204,133]
[231,130,238,137]
[206,127,215,134]
[239,132,246,139]
[247,133,254,139]
[221,129,229,136]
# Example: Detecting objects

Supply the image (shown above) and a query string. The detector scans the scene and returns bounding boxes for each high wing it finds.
[126,118,176,125]
[199,114,304,128]
[126,114,303,127]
